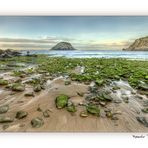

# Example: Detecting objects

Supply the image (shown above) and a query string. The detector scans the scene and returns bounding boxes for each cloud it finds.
[0,36,131,50]
[0,37,58,43]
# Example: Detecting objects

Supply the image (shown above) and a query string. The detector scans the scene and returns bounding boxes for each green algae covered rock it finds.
[55,94,69,109]
[0,79,8,85]
[97,91,113,102]
[11,83,25,92]
[86,104,100,116]
[95,79,104,86]
[141,108,148,113]
[66,103,77,113]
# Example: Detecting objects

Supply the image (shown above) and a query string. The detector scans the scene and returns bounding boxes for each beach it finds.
[0,55,148,132]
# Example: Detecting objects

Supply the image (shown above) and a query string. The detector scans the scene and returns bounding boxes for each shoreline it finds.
[0,55,148,132]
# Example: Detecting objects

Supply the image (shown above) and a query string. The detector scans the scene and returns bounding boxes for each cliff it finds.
[123,36,148,51]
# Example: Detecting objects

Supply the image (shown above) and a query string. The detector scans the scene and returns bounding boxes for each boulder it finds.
[15,111,28,119]
[0,105,9,114]
[0,116,14,123]
[86,104,100,116]
[24,91,35,97]
[11,83,25,92]
[80,111,89,117]
[136,116,148,127]
[55,94,69,109]
[43,110,50,118]
[34,84,42,92]
[66,102,77,113]
[0,79,9,85]
[31,117,44,128]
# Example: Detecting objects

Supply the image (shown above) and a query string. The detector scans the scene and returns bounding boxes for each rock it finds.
[40,84,46,90]
[86,104,100,116]
[20,74,26,78]
[31,117,44,128]
[141,108,148,113]
[95,79,104,86]
[55,94,69,109]
[11,83,25,92]
[0,116,14,123]
[77,92,84,97]
[66,103,77,113]
[111,116,119,120]
[65,81,71,85]
[0,79,8,85]
[43,110,50,118]
[51,42,76,50]
[13,78,22,83]
[34,84,42,92]
[112,86,120,90]
[123,36,148,51]
[0,49,21,58]
[136,116,148,127]
[113,111,122,115]
[138,90,148,96]
[2,124,9,130]
[99,101,106,106]
[136,95,143,100]
[17,100,24,104]
[24,91,35,97]
[106,111,113,118]
[80,111,89,117]
[89,86,98,94]
[37,105,43,112]
[15,111,28,119]
[98,91,113,102]
[113,99,122,104]
[143,100,148,107]
[0,105,9,114]
[138,81,148,90]
[122,96,129,103]
[84,81,90,85]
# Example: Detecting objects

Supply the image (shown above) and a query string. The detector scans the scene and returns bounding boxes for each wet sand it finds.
[0,69,148,132]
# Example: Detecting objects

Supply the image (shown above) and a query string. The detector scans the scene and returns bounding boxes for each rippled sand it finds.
[0,70,148,132]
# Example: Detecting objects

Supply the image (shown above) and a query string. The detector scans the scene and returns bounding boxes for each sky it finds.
[0,16,148,50]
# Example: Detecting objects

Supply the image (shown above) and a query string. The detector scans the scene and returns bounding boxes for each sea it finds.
[21,50,148,60]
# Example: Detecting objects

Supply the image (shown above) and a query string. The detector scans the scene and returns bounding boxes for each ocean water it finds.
[22,50,148,60]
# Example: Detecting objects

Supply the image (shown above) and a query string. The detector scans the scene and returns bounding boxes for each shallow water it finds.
[22,50,148,59]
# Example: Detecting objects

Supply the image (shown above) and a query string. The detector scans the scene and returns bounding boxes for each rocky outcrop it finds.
[0,49,21,58]
[123,36,148,51]
[51,42,76,50]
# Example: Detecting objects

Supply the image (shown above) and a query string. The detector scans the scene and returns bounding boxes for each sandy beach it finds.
[0,56,148,132]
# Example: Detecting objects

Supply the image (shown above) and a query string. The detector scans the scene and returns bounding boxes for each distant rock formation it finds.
[51,42,76,50]
[0,49,21,58]
[123,36,148,51]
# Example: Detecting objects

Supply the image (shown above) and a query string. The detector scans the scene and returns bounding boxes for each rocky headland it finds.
[123,36,148,51]
[0,49,21,58]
